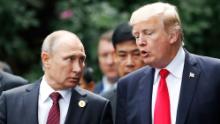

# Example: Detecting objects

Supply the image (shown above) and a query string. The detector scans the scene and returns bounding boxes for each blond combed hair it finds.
[130,2,183,43]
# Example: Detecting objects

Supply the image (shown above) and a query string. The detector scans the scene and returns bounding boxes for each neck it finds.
[107,77,118,84]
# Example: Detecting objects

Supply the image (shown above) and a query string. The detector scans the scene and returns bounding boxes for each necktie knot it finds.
[159,69,169,79]
[50,92,61,104]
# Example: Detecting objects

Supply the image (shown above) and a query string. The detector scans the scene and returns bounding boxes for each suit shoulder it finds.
[93,80,103,94]
[76,86,109,103]
[101,88,116,100]
[125,66,149,78]
[118,66,150,85]
[192,53,220,62]
[191,54,220,69]
[0,71,28,86]
[2,83,33,97]
[87,90,109,103]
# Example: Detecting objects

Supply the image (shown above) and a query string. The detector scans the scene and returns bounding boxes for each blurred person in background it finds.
[116,2,220,124]
[79,66,95,92]
[94,31,119,94]
[0,30,113,124]
[101,22,145,122]
[0,61,28,95]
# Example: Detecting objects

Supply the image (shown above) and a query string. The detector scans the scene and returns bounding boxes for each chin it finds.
[66,82,78,88]
[143,60,150,65]
[108,75,118,79]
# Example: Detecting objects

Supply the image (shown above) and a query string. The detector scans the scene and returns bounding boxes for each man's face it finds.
[98,40,118,80]
[132,16,174,68]
[115,40,144,77]
[42,38,86,90]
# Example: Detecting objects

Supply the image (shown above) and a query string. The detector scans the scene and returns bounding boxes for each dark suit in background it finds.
[101,87,117,122]
[0,79,112,124]
[94,80,104,94]
[0,71,28,95]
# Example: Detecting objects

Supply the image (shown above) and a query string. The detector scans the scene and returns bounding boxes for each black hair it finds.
[112,22,135,48]
[83,67,94,84]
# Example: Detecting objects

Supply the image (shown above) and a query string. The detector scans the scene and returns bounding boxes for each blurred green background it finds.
[0,0,220,82]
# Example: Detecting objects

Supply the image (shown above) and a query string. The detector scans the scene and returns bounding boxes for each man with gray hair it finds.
[116,2,220,124]
[0,30,113,124]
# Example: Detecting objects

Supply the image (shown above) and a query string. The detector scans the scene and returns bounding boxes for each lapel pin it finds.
[78,100,86,108]
[189,72,195,78]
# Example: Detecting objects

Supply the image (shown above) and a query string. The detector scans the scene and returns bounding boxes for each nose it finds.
[72,61,83,74]
[125,55,134,68]
[106,54,114,65]
[136,34,147,47]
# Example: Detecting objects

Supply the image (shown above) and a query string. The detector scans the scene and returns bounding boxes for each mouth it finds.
[68,77,80,82]
[140,50,149,57]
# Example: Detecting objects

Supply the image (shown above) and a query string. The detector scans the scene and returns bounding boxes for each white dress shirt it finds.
[38,76,72,124]
[102,76,117,93]
[152,47,185,124]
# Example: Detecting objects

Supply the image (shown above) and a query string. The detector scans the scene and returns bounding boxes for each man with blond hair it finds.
[0,30,113,124]
[116,2,220,124]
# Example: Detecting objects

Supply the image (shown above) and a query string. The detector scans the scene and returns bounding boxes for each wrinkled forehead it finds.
[42,30,85,54]
[129,2,176,26]
[57,31,83,45]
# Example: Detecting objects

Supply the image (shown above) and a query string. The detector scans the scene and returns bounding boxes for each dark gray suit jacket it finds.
[94,80,104,94]
[0,71,28,95]
[116,51,220,124]
[0,79,113,124]
[101,87,117,123]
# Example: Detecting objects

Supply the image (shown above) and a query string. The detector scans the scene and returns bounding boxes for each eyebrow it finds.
[63,53,86,59]
[117,48,139,53]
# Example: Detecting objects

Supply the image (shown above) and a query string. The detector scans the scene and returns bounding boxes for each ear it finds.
[168,30,179,44]
[41,51,50,69]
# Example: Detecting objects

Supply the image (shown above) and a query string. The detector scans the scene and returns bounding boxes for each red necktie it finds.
[154,69,171,124]
[47,92,61,124]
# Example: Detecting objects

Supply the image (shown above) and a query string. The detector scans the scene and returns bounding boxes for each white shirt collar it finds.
[102,76,116,93]
[155,47,185,80]
[39,76,72,103]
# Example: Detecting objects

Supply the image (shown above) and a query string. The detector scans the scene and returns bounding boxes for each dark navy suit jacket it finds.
[116,51,220,124]
[94,80,104,94]
[0,79,113,124]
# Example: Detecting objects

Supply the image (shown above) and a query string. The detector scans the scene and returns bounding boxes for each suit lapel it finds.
[176,52,201,124]
[65,86,87,124]
[22,80,41,124]
[138,67,154,124]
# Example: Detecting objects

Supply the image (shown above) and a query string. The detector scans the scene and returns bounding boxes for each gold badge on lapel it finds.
[78,100,86,108]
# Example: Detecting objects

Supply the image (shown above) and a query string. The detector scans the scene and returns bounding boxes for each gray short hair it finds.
[41,30,81,55]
